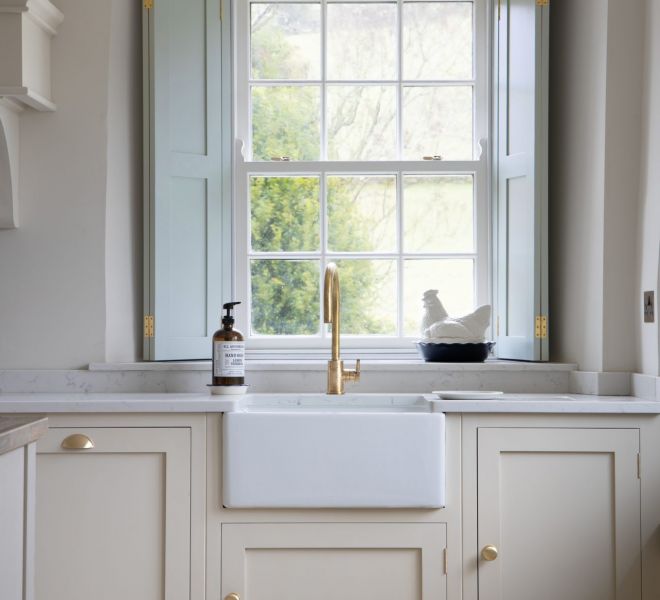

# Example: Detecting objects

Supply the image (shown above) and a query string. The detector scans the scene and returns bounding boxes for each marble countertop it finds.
[0,392,658,414]
[427,393,660,413]
[0,414,48,455]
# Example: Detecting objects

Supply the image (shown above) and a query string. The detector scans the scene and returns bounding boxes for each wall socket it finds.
[644,291,655,323]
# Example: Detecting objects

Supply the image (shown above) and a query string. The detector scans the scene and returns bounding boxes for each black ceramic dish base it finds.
[416,341,495,363]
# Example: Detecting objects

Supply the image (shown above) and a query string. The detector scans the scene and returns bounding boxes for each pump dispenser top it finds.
[222,301,241,327]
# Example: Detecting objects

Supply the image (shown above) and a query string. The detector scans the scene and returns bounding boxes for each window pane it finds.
[327,85,397,160]
[251,3,321,80]
[403,2,473,80]
[252,86,320,160]
[251,259,320,335]
[327,3,397,80]
[403,85,473,160]
[403,175,473,252]
[251,176,320,252]
[403,259,473,336]
[334,259,397,335]
[327,176,397,252]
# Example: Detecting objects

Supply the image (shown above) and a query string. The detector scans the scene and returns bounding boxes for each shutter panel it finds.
[493,0,549,360]
[144,0,230,359]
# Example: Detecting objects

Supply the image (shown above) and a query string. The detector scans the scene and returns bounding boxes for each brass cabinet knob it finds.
[225,594,240,600]
[61,433,95,450]
[481,544,499,561]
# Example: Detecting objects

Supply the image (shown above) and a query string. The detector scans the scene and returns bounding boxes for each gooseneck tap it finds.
[323,263,360,395]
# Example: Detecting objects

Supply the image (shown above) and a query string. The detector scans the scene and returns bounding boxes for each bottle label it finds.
[214,341,245,377]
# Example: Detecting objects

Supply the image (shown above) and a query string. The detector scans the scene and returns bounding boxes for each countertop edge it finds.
[0,414,48,455]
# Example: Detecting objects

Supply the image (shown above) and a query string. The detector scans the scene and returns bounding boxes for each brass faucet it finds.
[323,263,360,395]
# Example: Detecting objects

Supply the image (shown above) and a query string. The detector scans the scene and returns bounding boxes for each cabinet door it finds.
[477,428,641,600]
[0,443,36,600]
[222,523,447,600]
[36,427,191,600]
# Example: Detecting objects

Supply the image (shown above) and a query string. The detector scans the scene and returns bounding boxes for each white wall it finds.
[550,0,645,372]
[637,0,660,376]
[0,0,112,368]
[549,0,608,372]
[105,0,142,363]
[0,0,141,369]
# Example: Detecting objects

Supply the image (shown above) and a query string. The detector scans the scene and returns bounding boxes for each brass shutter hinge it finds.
[637,453,641,479]
[144,0,153,9]
[536,0,549,5]
[443,548,448,574]
[496,315,500,337]
[535,316,548,339]
[144,315,154,338]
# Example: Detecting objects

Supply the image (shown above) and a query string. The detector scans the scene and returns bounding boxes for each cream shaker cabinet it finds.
[476,427,641,600]
[221,522,447,600]
[35,423,195,600]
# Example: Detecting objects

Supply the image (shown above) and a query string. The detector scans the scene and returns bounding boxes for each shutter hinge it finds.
[144,0,153,9]
[498,0,501,20]
[496,315,500,337]
[535,316,548,339]
[144,315,154,338]
[536,0,549,5]
[637,453,641,479]
[443,548,448,575]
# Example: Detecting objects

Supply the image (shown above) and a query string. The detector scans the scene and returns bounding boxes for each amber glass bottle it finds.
[212,302,245,386]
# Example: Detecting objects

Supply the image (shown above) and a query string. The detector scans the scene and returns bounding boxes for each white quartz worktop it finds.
[0,392,658,414]
[427,393,660,413]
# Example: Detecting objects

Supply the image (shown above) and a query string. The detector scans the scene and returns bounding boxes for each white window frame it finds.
[232,0,491,351]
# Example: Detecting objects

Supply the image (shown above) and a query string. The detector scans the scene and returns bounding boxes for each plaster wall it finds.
[637,0,660,376]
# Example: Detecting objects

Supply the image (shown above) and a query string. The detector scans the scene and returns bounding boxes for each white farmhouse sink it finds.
[222,394,445,509]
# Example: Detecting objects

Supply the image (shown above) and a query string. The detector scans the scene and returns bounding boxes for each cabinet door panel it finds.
[222,523,446,600]
[477,428,640,600]
[36,427,190,600]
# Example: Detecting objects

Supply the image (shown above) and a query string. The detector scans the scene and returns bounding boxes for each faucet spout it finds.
[323,262,340,362]
[323,263,360,394]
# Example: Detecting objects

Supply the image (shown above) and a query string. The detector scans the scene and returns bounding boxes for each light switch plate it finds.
[644,291,655,323]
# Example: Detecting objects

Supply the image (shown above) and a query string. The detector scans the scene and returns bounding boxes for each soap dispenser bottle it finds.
[212,302,245,386]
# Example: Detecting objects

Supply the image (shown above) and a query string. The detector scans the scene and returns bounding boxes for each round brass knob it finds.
[225,594,240,600]
[481,544,499,561]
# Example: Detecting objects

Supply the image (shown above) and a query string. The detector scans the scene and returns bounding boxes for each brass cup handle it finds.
[225,594,240,600]
[481,544,499,561]
[61,433,95,450]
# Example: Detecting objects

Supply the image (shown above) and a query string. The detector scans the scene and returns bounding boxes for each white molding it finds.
[0,101,20,229]
[0,0,63,111]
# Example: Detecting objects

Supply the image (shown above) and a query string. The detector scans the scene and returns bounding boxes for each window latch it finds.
[270,156,291,161]
[422,155,443,161]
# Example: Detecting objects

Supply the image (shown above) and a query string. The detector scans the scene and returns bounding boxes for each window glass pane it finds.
[333,259,397,335]
[403,85,473,160]
[327,176,397,252]
[327,3,397,80]
[251,259,320,335]
[251,176,320,251]
[403,259,474,336]
[327,85,397,160]
[403,175,473,252]
[251,3,321,80]
[252,86,320,160]
[403,2,473,81]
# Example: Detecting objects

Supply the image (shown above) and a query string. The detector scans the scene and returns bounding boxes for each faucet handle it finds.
[344,359,360,383]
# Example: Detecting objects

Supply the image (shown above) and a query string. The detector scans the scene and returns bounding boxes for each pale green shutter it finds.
[143,0,231,360]
[493,0,549,360]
